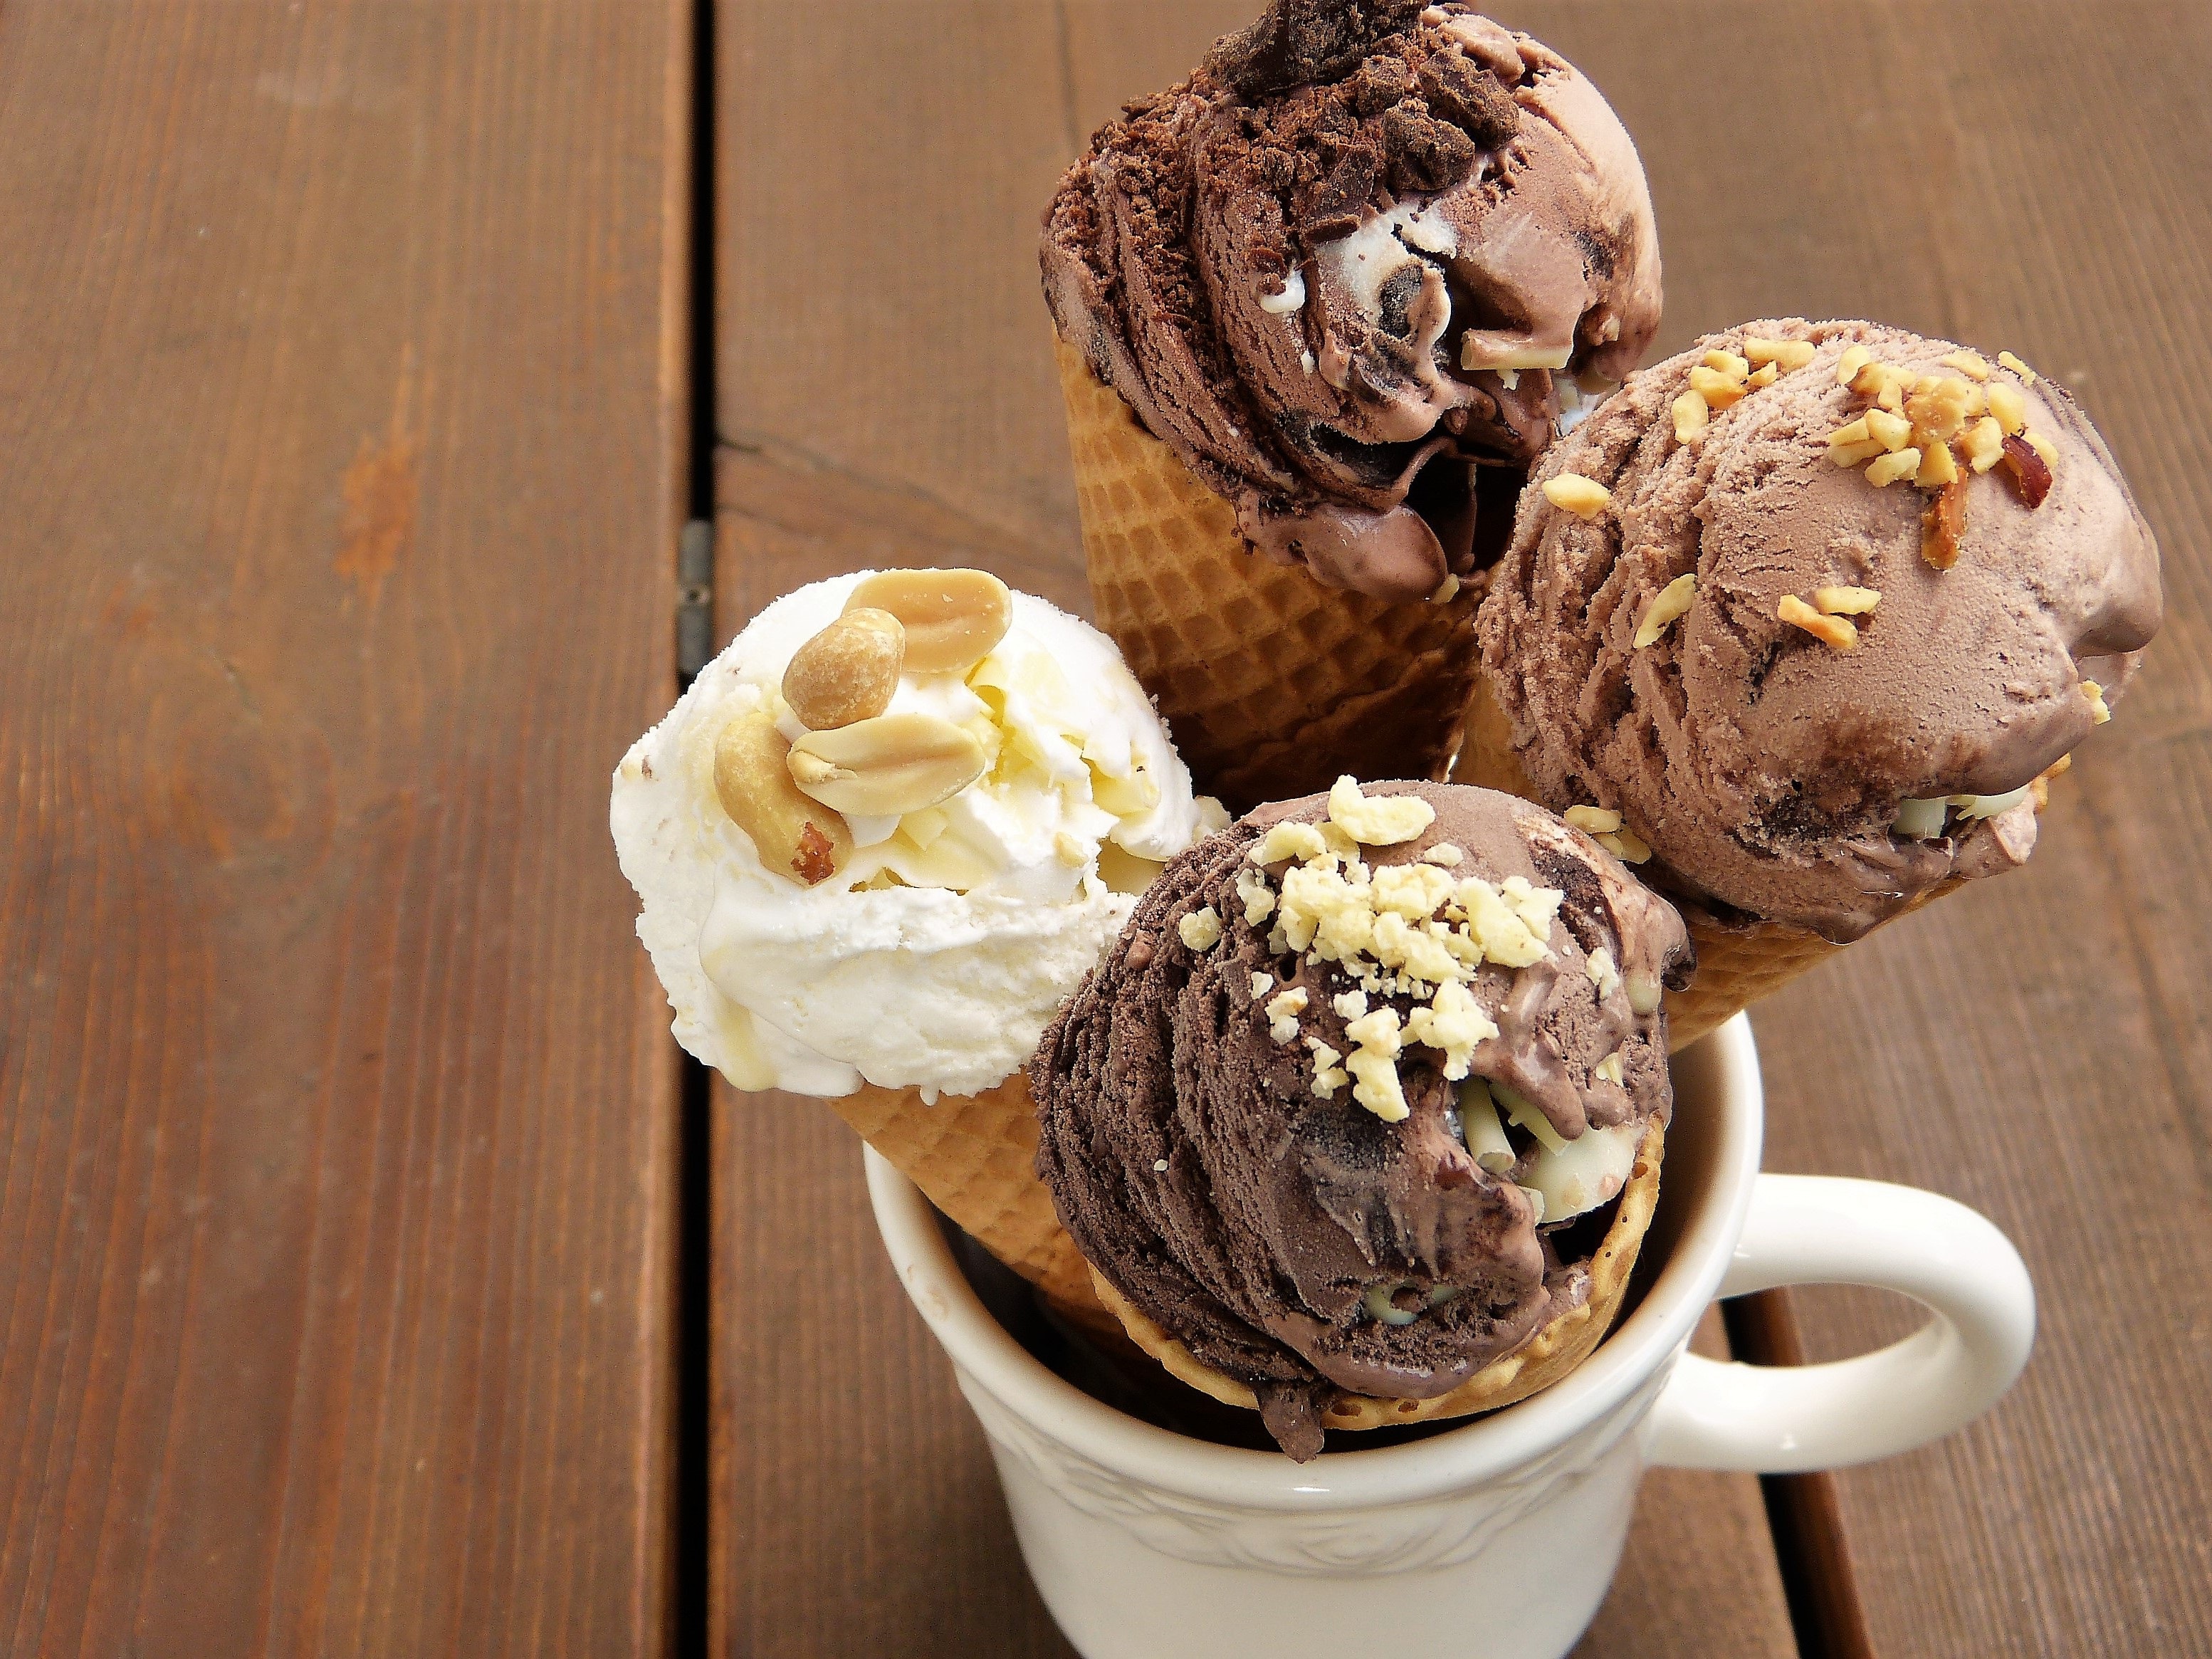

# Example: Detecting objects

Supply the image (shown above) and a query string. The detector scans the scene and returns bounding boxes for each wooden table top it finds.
[4,1,2206,1655]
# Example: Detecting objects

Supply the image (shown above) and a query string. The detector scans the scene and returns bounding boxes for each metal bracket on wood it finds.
[677,519,714,681]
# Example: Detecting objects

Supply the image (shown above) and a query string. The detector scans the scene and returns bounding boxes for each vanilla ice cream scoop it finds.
[612,570,1225,1098]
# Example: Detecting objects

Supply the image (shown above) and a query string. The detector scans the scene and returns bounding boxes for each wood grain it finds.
[0,1,688,1652]
[713,5,1793,1653]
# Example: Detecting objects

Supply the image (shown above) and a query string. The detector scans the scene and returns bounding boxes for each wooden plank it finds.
[718,1102,1074,1658]
[713,5,1793,1653]
[0,1,688,1652]
[1519,0,2212,1652]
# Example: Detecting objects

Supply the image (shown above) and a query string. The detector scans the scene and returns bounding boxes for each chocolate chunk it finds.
[1348,54,1416,116]
[1255,1380,1330,1462]
[1302,142,1383,235]
[1376,262,1427,338]
[1418,51,1521,147]
[1571,224,1621,283]
[1383,103,1479,194]
[1201,0,1425,98]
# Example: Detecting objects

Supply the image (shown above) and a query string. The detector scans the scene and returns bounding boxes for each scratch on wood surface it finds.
[337,347,423,608]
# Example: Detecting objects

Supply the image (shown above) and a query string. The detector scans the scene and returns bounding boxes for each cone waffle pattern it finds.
[1092,1121,1662,1433]
[1057,337,1484,813]
[823,1074,1114,1334]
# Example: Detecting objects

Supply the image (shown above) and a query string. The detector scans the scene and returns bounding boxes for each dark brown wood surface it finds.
[0,1,687,1653]
[712,4,1794,1655]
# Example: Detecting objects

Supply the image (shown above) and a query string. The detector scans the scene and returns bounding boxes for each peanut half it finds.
[844,568,1011,676]
[787,712,987,817]
[782,607,905,730]
[714,711,852,885]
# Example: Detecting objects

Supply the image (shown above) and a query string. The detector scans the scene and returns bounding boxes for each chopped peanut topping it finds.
[1941,350,1993,381]
[1837,343,1872,385]
[1829,439,1887,468]
[1779,594,1858,649]
[1998,350,2037,385]
[1565,805,1623,834]
[1922,478,1969,568]
[2081,680,2111,724]
[1251,821,1329,865]
[1543,473,1612,518]
[1747,363,1779,388]
[1865,449,1924,486]
[1703,350,1751,380]
[1431,572,1462,604]
[1746,337,1817,370]
[1343,1007,1408,1120]
[1906,377,1976,444]
[2025,429,2060,469]
[1961,417,2006,472]
[1598,828,1652,864]
[1633,572,1698,648]
[1917,439,1959,488]
[1850,361,1914,409]
[1179,906,1223,951]
[1688,365,1746,409]
[1327,775,1436,844]
[1813,585,1881,616]
[1865,409,1914,451]
[1672,389,1709,444]
[1830,415,1872,446]
[1987,380,2028,435]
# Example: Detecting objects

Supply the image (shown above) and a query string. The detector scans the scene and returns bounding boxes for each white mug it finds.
[865,1015,2035,1659]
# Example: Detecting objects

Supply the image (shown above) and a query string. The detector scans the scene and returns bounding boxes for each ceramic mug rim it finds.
[867,1015,1766,1512]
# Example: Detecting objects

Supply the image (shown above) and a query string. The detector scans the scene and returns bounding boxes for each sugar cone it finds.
[1091,1121,1662,1436]
[1451,656,1534,798]
[824,1074,1121,1339]
[1661,915,1843,1049]
[1056,336,1484,814]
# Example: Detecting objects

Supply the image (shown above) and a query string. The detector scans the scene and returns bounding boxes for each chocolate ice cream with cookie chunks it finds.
[1042,0,1661,603]
[1031,779,1689,1458]
[1479,318,2162,943]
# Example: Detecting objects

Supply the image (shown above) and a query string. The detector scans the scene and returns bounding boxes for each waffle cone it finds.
[1056,336,1484,813]
[824,1074,1118,1338]
[1091,1121,1662,1435]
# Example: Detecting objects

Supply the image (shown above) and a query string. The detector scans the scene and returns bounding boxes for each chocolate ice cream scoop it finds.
[1031,779,1689,1458]
[1042,0,1661,603]
[1478,319,2162,943]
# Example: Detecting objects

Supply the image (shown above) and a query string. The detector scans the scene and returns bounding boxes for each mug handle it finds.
[1645,1173,2035,1472]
